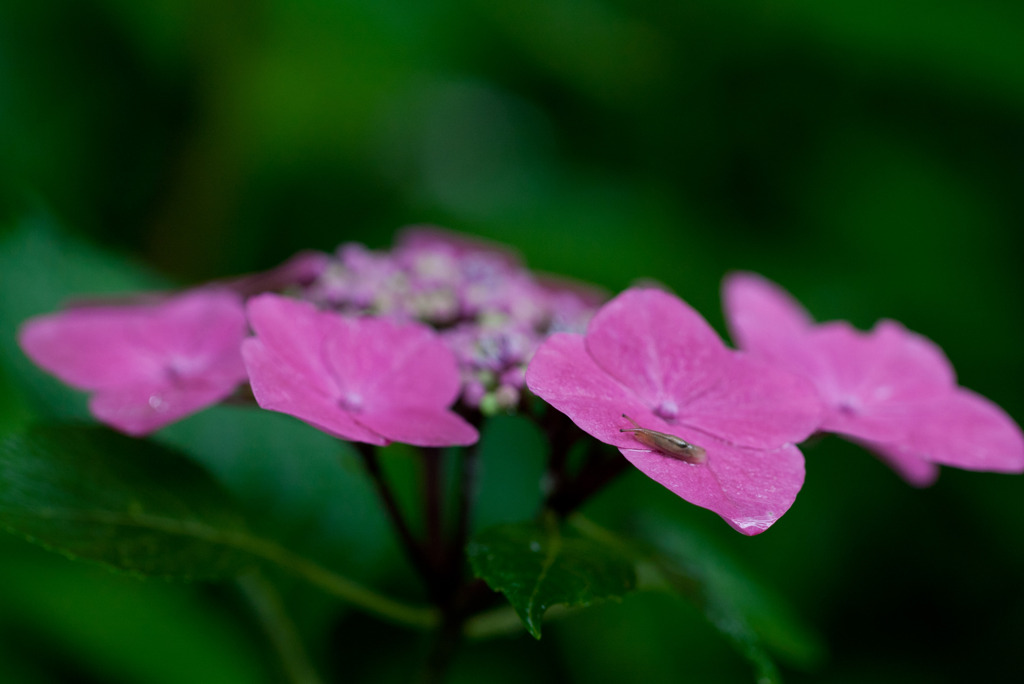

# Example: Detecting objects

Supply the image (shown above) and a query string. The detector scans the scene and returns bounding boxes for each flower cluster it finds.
[17,227,601,443]
[302,227,604,413]
[17,230,1024,534]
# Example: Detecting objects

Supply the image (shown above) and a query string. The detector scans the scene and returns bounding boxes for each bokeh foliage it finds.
[1,1,1023,682]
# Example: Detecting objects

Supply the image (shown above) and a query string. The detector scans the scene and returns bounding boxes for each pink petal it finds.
[244,293,476,447]
[356,405,478,447]
[20,309,167,389]
[675,352,823,449]
[526,334,658,450]
[853,439,941,488]
[244,294,339,398]
[527,333,805,534]
[581,288,822,449]
[89,380,243,437]
[583,289,727,412]
[871,320,957,388]
[722,272,813,358]
[321,317,462,413]
[819,404,912,444]
[810,322,959,443]
[724,275,957,423]
[135,291,249,372]
[896,389,1024,473]
[620,441,806,535]
[809,321,956,409]
[19,290,248,435]
[242,337,387,445]
[722,272,1022,482]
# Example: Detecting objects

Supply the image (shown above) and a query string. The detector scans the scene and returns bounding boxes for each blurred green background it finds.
[2,1,1023,682]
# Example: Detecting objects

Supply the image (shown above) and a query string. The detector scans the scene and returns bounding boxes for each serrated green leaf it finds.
[0,424,261,579]
[467,514,636,638]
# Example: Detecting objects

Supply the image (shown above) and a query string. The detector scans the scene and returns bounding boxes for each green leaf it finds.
[0,424,260,579]
[0,537,271,684]
[466,514,636,638]
[471,415,548,533]
[633,516,826,684]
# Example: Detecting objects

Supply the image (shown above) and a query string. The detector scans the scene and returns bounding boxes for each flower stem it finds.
[240,535,439,629]
[422,447,444,571]
[450,444,477,576]
[545,442,629,517]
[237,570,325,684]
[352,442,435,589]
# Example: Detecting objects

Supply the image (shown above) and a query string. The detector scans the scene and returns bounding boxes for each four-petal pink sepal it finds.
[723,272,1024,484]
[526,288,825,535]
[18,289,250,436]
[242,293,479,447]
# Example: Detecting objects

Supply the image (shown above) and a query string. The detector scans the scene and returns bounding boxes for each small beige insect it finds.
[619,414,707,464]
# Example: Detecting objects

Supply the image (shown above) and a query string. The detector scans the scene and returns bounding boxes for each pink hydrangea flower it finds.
[526,288,823,535]
[723,272,1024,485]
[18,290,249,436]
[300,227,605,412]
[242,293,479,447]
